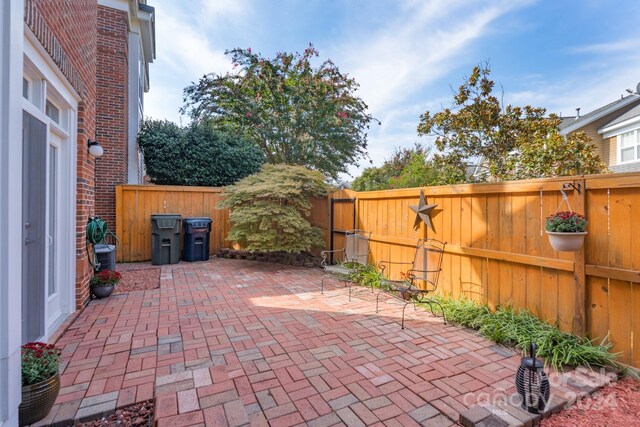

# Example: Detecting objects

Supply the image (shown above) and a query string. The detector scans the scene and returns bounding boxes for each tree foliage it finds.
[417,64,607,182]
[352,144,444,191]
[136,119,264,186]
[218,164,331,253]
[515,130,607,179]
[182,45,378,179]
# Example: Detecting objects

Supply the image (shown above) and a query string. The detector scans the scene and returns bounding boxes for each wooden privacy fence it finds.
[115,185,331,263]
[334,172,640,368]
[115,185,229,262]
[116,173,640,368]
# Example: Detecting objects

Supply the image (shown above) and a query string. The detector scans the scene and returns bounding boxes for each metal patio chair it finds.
[375,238,447,329]
[320,229,371,300]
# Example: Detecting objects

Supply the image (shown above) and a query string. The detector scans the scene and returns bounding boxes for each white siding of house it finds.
[0,1,25,426]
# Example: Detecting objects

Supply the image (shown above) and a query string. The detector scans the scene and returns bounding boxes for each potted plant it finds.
[19,342,62,426]
[545,211,588,251]
[90,269,121,298]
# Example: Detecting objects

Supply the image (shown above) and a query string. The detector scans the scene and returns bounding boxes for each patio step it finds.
[459,366,618,427]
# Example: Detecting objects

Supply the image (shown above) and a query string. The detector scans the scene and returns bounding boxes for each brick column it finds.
[95,5,129,230]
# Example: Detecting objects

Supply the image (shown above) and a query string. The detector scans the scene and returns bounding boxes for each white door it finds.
[46,131,63,331]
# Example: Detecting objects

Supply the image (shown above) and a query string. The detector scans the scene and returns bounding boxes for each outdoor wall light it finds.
[88,139,104,157]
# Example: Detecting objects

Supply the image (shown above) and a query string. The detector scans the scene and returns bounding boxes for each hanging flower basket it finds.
[545,211,587,252]
[546,231,588,252]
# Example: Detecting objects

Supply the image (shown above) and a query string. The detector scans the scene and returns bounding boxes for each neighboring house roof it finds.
[602,103,640,128]
[558,116,576,129]
[558,95,640,135]
[611,162,640,173]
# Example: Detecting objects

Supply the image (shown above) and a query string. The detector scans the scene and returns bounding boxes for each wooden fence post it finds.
[115,185,123,262]
[572,178,587,337]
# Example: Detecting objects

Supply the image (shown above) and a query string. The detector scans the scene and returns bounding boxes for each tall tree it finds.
[417,64,607,182]
[136,119,264,186]
[182,45,378,179]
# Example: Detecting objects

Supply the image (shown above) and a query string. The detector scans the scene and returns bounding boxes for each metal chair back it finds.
[409,239,445,292]
[344,229,371,265]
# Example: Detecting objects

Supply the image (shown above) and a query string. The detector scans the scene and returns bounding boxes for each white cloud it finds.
[505,56,640,117]
[201,0,249,21]
[143,83,184,123]
[568,39,640,54]
[156,3,235,76]
[333,0,533,115]
[145,0,247,122]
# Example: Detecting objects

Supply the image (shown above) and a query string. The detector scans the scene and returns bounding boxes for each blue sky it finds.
[145,0,640,177]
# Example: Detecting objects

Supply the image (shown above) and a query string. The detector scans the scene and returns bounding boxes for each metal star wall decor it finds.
[409,190,438,231]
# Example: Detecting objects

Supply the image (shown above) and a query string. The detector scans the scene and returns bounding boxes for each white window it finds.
[23,77,30,99]
[618,129,640,163]
[45,99,60,124]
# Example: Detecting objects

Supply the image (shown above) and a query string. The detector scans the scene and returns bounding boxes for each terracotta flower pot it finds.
[546,231,587,252]
[19,373,60,426]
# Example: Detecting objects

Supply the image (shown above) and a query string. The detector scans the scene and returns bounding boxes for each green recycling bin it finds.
[151,214,181,265]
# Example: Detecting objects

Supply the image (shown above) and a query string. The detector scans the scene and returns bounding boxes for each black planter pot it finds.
[91,284,115,299]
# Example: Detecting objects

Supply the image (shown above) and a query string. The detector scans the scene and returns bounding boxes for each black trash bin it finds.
[183,217,212,262]
[151,214,181,265]
[94,244,116,272]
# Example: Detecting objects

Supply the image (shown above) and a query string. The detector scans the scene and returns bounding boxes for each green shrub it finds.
[137,119,264,186]
[218,165,330,253]
[426,295,617,370]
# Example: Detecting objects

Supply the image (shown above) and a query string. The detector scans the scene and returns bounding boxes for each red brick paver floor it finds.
[41,259,524,426]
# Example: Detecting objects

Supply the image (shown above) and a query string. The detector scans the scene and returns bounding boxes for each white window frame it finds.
[617,128,640,165]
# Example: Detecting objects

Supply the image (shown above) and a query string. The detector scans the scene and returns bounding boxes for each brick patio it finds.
[39,258,531,426]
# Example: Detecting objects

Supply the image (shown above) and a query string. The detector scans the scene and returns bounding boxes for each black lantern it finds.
[515,343,550,414]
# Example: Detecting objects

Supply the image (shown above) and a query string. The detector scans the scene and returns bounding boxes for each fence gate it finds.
[329,196,356,263]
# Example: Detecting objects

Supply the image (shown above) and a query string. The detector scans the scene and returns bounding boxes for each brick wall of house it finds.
[25,0,98,308]
[95,6,129,230]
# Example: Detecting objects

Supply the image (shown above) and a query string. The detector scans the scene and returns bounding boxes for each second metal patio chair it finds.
[376,238,447,329]
[320,229,371,300]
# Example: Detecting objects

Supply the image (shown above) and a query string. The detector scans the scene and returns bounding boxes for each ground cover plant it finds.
[349,267,616,370]
[427,295,617,370]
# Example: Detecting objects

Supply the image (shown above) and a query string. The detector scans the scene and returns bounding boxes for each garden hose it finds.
[86,216,119,271]
[87,216,108,245]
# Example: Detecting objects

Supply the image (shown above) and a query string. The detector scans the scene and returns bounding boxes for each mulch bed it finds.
[218,248,322,267]
[541,376,640,426]
[77,400,154,427]
[114,263,160,293]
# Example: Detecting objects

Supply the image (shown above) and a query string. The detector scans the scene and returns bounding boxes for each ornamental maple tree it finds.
[217,164,330,253]
[182,45,378,179]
